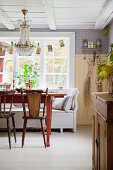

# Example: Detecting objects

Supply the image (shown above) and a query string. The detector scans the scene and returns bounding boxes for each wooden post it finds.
[29,80,30,90]
[13,80,15,89]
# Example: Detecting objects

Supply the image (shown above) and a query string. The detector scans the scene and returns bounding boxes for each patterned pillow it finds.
[62,96,73,112]
[52,96,73,113]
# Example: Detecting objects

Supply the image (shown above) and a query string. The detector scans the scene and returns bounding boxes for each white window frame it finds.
[0,32,75,88]
[44,38,69,89]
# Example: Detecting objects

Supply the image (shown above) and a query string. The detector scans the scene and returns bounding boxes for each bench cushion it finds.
[52,97,65,110]
[52,95,73,112]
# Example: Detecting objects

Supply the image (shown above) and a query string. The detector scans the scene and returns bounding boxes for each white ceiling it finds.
[0,0,113,30]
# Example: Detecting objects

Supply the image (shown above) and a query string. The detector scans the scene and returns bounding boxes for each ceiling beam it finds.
[95,0,113,29]
[42,0,56,30]
[0,8,15,30]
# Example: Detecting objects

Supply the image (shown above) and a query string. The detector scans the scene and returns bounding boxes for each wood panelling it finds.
[75,54,107,125]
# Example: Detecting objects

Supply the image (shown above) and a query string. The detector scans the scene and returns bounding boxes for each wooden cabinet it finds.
[92,93,113,170]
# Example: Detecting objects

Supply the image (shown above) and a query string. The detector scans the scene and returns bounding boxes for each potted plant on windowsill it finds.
[96,44,113,94]
[15,63,40,88]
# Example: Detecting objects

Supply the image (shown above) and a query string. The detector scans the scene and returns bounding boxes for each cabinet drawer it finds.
[93,97,107,119]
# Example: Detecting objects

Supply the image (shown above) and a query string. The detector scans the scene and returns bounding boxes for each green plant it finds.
[15,64,40,87]
[110,44,113,61]
[96,45,113,80]
[103,26,110,36]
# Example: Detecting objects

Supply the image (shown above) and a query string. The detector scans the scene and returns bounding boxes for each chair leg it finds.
[22,119,27,148]
[40,119,46,148]
[45,118,47,133]
[7,118,11,149]
[12,115,16,143]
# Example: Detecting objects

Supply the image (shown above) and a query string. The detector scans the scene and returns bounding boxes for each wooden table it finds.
[2,92,66,147]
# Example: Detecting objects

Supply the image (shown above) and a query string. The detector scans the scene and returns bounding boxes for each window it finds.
[0,33,75,89]
[45,40,69,88]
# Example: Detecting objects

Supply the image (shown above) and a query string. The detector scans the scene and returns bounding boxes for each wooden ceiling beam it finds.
[42,0,56,30]
[95,0,113,28]
[0,7,15,30]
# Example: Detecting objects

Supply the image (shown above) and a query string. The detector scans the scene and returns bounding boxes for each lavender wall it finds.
[0,27,108,54]
[75,29,108,54]
[108,19,113,52]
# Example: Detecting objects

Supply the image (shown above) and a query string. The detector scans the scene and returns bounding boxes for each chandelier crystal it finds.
[13,9,35,56]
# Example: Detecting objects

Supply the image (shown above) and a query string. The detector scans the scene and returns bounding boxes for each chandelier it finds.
[12,9,36,56]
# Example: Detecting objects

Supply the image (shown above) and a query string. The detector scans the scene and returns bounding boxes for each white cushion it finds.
[52,98,65,110]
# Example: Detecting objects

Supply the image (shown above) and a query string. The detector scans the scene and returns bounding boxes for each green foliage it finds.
[110,53,113,61]
[96,46,113,80]
[103,26,110,36]
[110,43,113,50]
[110,44,113,61]
[15,64,40,87]
[96,58,107,76]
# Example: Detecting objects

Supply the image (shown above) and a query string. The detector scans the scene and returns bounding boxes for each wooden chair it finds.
[0,90,16,149]
[21,88,48,148]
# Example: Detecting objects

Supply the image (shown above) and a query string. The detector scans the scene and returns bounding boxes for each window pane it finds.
[46,75,54,88]
[19,57,40,72]
[0,57,13,73]
[17,57,40,88]
[54,41,67,57]
[4,58,13,73]
[46,58,53,73]
[46,74,67,88]
[5,74,13,84]
[54,58,67,73]
[55,75,67,88]
[0,73,13,84]
[0,57,13,84]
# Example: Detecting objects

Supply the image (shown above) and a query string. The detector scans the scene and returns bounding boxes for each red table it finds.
[3,92,66,147]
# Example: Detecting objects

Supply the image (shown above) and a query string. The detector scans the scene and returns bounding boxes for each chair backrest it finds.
[21,89,48,117]
[0,90,15,117]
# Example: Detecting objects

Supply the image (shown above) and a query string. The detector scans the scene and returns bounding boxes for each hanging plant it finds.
[84,56,92,100]
[103,26,110,36]
[110,44,113,61]
[96,45,113,80]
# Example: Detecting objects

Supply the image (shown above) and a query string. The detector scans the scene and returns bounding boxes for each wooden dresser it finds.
[92,93,113,170]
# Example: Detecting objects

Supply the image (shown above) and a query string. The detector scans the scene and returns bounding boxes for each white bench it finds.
[51,88,79,133]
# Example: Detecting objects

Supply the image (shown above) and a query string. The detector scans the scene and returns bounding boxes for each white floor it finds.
[0,126,92,170]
